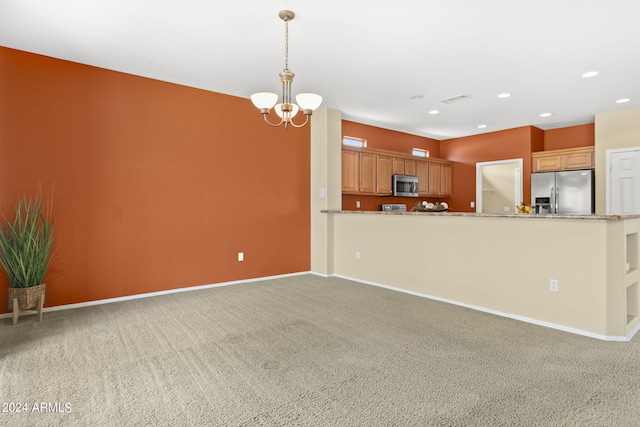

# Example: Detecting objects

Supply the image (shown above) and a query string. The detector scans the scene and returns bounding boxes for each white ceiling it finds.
[1,0,639,140]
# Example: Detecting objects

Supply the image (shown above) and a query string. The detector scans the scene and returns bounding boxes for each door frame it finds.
[606,146,640,214]
[476,158,523,213]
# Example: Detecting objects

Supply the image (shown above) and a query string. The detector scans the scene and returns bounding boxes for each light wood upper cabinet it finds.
[440,163,452,197]
[392,157,405,175]
[341,150,360,193]
[377,155,393,195]
[564,150,594,170]
[405,160,416,176]
[427,162,452,197]
[532,146,594,172]
[341,149,376,195]
[360,153,377,194]
[341,147,452,197]
[416,161,430,196]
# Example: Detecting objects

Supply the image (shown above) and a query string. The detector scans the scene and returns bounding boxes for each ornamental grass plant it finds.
[0,194,54,288]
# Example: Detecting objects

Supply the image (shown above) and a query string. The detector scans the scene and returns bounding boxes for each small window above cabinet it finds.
[532,146,594,173]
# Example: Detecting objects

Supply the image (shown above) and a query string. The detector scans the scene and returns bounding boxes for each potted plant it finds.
[0,193,54,324]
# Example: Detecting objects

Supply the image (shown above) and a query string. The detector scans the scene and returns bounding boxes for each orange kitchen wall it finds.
[341,120,441,211]
[543,123,594,151]
[0,47,310,312]
[342,120,440,157]
[341,119,593,213]
[439,126,542,212]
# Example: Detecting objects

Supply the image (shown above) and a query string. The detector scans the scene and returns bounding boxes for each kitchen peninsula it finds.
[321,209,640,341]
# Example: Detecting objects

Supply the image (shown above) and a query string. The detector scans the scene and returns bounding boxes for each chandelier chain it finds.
[284,18,289,72]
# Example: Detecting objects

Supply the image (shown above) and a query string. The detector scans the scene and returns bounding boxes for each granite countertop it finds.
[321,210,640,220]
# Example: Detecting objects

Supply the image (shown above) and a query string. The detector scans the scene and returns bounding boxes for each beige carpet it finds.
[1,274,640,426]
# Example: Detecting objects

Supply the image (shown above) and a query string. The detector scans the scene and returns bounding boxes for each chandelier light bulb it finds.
[251,92,278,111]
[274,103,299,119]
[296,93,323,112]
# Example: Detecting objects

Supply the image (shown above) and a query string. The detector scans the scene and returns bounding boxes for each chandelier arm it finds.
[287,115,310,128]
[263,114,285,127]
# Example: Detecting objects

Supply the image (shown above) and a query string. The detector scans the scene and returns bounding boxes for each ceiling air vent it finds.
[440,95,470,104]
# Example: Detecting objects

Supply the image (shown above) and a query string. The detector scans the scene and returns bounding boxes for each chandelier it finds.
[250,10,322,130]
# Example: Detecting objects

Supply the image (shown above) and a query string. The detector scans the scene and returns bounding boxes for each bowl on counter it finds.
[411,201,448,212]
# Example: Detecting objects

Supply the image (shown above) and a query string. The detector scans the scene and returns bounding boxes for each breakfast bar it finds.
[318,210,640,341]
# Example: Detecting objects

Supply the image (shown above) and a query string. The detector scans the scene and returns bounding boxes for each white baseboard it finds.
[309,271,330,278]
[626,321,640,341]
[333,274,635,342]
[0,271,312,319]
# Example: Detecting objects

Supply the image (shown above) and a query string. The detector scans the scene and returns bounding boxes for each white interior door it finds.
[608,148,640,214]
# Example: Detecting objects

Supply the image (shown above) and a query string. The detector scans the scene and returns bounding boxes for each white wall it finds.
[595,107,640,214]
[311,108,342,275]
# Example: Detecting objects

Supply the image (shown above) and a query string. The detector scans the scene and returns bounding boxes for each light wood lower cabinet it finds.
[532,146,594,172]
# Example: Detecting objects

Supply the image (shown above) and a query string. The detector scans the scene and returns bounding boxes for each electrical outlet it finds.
[238,252,244,262]
[549,279,558,292]
[356,201,361,208]
[504,206,510,212]
[355,251,360,260]
[319,187,326,199]
[470,201,475,208]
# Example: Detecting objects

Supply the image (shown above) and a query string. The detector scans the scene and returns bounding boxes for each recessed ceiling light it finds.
[477,124,488,129]
[428,110,440,115]
[616,98,631,104]
[497,93,511,98]
[540,113,553,118]
[581,71,599,78]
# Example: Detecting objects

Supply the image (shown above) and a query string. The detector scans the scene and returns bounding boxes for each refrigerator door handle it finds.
[556,187,560,213]
[550,187,555,214]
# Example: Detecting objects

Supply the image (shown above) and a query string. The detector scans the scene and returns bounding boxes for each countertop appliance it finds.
[382,203,407,212]
[531,170,594,214]
[392,175,418,197]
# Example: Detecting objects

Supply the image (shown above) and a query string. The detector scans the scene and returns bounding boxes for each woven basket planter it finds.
[8,284,45,324]
[9,283,45,310]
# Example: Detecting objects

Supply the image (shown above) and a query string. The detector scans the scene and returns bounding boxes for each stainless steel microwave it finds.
[392,175,419,197]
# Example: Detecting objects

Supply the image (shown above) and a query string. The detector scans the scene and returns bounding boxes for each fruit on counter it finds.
[516,202,533,213]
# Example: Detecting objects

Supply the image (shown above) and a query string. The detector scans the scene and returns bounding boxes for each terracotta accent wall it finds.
[341,120,440,211]
[440,126,539,212]
[544,123,594,151]
[0,47,310,312]
[342,120,440,157]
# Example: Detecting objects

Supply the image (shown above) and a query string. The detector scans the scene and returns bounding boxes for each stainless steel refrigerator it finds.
[531,170,594,214]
